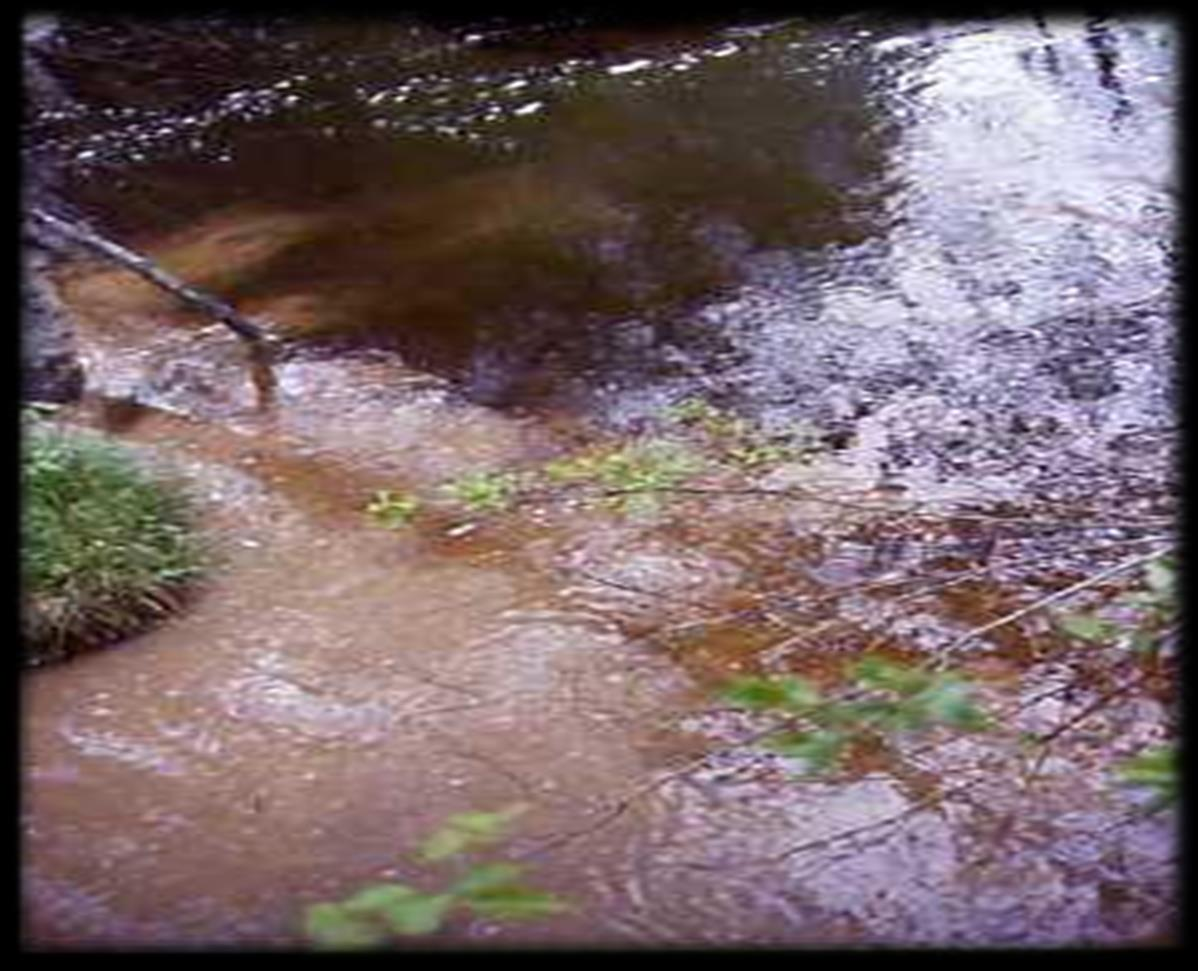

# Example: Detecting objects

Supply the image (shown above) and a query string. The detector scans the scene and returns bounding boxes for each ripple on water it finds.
[217,673,395,744]
[58,722,191,777]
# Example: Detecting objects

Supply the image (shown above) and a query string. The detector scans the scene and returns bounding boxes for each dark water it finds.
[30,14,1176,503]
[24,12,1177,948]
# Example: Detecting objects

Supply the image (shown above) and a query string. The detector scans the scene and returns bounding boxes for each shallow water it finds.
[24,12,1176,948]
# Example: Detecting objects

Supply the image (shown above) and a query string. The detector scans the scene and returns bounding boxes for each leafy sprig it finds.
[1054,554,1177,657]
[303,805,569,950]
[1115,744,1176,813]
[723,657,990,774]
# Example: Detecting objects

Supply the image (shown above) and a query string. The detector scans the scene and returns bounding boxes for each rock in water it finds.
[22,244,84,404]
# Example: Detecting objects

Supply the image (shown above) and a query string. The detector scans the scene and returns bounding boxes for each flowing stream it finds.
[23,13,1176,947]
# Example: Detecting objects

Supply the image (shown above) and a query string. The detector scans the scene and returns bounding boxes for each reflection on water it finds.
[24,12,1176,948]
[35,15,895,405]
[33,15,1174,443]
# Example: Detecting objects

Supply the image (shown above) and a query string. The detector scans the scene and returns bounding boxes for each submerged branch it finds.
[932,546,1171,668]
[27,206,273,346]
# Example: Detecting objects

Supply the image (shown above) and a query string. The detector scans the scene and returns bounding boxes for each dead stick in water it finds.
[931,545,1171,668]
[27,206,271,345]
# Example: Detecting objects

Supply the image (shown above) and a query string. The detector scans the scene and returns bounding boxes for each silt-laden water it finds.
[23,13,1176,947]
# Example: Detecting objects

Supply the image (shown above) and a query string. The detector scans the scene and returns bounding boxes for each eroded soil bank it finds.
[23,13,1176,947]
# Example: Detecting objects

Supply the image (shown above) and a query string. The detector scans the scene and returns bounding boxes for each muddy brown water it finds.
[24,13,1176,947]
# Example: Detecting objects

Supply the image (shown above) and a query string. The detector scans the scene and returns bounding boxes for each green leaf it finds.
[663,398,725,426]
[447,806,528,836]
[450,862,525,896]
[440,471,520,513]
[815,697,892,729]
[332,884,453,937]
[1129,629,1161,655]
[1116,745,1174,784]
[462,886,571,921]
[768,730,849,772]
[381,893,454,936]
[419,805,528,861]
[1056,613,1118,643]
[1143,558,1175,598]
[878,700,933,732]
[365,490,421,528]
[723,675,820,712]
[1115,744,1176,811]
[340,883,422,915]
[418,828,472,862]
[852,656,932,696]
[918,680,989,731]
[303,903,389,950]
[544,455,599,482]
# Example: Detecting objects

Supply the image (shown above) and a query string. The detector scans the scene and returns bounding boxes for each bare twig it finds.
[932,547,1171,668]
[1022,667,1157,788]
[27,206,273,345]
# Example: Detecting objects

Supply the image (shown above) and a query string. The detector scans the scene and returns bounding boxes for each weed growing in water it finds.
[366,489,422,528]
[663,397,825,469]
[724,440,799,469]
[1048,552,1177,809]
[363,397,827,528]
[440,470,521,513]
[723,656,990,774]
[663,396,747,439]
[1054,553,1177,658]
[303,805,568,949]
[544,439,704,515]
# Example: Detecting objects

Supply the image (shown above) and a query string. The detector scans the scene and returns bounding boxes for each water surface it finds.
[24,12,1176,947]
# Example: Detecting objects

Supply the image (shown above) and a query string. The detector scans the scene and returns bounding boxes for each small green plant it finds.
[440,470,520,513]
[725,440,799,469]
[1114,744,1176,813]
[22,423,203,665]
[556,441,700,491]
[663,398,823,470]
[365,490,422,528]
[723,657,990,773]
[663,397,720,425]
[596,441,701,492]
[663,397,746,439]
[303,805,569,950]
[363,403,825,531]
[542,439,703,514]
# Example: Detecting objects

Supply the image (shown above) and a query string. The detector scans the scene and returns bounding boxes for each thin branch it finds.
[27,206,273,345]
[1024,668,1153,785]
[932,546,1171,668]
[567,566,715,609]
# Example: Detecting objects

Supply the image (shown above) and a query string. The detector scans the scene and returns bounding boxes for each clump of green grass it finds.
[21,423,203,666]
